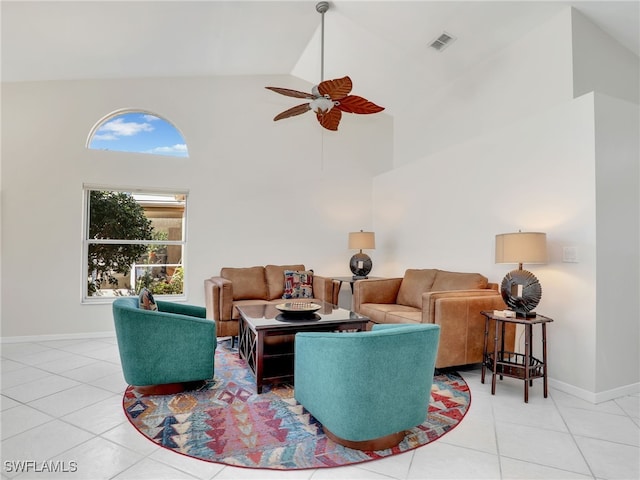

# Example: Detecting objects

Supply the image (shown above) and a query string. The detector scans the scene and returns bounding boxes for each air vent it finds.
[429,32,456,51]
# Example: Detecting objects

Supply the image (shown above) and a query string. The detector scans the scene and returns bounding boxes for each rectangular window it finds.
[82,186,187,302]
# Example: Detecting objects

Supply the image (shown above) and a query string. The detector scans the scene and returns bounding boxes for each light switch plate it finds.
[563,246,578,263]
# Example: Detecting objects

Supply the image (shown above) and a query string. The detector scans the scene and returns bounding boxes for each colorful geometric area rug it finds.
[122,339,471,470]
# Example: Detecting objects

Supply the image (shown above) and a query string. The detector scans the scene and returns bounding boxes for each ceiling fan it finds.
[265,2,384,131]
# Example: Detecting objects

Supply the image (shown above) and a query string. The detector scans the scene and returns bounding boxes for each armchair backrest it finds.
[294,323,441,442]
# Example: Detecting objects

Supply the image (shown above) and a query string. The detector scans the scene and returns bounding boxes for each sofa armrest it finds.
[421,289,509,367]
[331,279,341,305]
[204,276,233,321]
[353,278,403,312]
[422,289,505,323]
[311,275,334,305]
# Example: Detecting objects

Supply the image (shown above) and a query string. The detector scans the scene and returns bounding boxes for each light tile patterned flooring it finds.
[1,336,638,480]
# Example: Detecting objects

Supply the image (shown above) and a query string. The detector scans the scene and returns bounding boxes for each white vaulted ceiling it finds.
[2,1,638,116]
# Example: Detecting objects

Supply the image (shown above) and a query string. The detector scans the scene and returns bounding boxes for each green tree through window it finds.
[87,191,153,295]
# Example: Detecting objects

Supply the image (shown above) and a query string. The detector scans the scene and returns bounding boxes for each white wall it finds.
[572,9,640,104]
[373,93,600,395]
[1,75,393,338]
[371,6,639,400]
[594,93,640,395]
[393,8,575,167]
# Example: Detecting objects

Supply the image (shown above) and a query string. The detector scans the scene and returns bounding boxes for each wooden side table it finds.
[331,276,383,309]
[480,310,553,403]
[331,276,382,294]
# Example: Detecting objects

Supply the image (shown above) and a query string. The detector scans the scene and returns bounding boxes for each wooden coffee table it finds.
[237,301,369,393]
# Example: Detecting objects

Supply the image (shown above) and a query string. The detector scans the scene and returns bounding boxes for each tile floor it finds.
[1,336,638,480]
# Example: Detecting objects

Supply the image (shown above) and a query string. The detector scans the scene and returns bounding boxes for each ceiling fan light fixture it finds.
[310,96,335,114]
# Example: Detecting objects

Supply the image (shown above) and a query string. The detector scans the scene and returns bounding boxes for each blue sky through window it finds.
[89,112,188,157]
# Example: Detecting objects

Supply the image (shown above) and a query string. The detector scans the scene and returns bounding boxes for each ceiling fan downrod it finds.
[316,1,329,82]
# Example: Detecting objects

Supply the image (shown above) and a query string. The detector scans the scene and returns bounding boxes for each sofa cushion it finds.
[431,270,488,291]
[265,264,305,300]
[359,303,419,324]
[385,310,422,324]
[220,266,268,300]
[138,288,158,311]
[283,270,314,299]
[396,269,438,308]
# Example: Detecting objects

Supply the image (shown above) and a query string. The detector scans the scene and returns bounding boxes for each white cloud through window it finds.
[96,117,154,139]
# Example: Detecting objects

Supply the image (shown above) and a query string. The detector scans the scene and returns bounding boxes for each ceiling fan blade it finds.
[316,108,342,131]
[317,76,352,100]
[273,103,311,121]
[335,95,385,114]
[265,86,315,99]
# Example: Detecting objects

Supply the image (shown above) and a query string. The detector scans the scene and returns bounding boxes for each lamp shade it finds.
[495,232,547,265]
[348,231,375,250]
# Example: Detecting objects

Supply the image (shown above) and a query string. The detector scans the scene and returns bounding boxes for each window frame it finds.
[81,184,188,304]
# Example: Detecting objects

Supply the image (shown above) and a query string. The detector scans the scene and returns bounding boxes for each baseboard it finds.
[1,331,115,344]
[549,377,640,404]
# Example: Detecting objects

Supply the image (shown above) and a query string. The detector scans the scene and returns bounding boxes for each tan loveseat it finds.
[204,264,340,340]
[353,269,515,368]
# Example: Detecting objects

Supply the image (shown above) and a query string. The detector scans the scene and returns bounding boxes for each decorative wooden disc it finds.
[500,269,542,313]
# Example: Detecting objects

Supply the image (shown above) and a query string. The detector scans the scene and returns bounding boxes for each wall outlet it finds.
[563,246,578,263]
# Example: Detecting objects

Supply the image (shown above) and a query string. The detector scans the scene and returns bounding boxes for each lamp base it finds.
[500,269,542,316]
[350,252,372,278]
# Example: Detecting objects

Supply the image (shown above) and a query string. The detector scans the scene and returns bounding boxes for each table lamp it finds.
[348,230,375,280]
[495,231,547,318]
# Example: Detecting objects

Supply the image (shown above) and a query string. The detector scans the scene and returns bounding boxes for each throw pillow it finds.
[282,270,314,299]
[138,287,158,311]
[265,264,305,300]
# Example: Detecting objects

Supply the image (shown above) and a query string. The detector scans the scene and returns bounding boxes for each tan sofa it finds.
[353,269,515,368]
[204,264,340,340]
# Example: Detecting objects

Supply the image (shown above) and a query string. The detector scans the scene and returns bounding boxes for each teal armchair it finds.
[112,297,216,394]
[294,323,440,450]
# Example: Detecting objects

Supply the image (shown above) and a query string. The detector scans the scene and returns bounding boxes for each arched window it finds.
[87,110,188,157]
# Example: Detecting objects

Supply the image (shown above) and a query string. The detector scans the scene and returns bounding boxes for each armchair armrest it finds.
[157,300,206,318]
[353,278,403,311]
[204,276,233,321]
